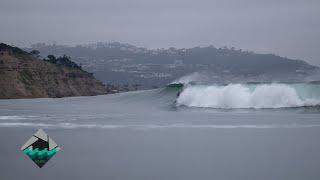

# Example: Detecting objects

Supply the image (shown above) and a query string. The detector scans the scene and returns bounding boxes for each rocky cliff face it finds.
[0,43,107,99]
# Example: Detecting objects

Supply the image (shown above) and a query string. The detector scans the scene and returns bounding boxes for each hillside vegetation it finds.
[0,43,107,99]
[29,42,319,89]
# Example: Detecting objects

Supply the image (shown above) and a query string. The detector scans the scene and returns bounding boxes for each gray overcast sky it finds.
[0,0,319,66]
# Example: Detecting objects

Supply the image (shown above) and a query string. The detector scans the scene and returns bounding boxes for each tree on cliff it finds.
[45,54,82,70]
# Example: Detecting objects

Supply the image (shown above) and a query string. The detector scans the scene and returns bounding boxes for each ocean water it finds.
[1,83,320,180]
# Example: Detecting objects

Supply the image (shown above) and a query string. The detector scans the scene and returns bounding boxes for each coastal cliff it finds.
[0,43,107,99]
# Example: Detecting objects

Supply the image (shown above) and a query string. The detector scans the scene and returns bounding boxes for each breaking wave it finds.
[176,83,320,109]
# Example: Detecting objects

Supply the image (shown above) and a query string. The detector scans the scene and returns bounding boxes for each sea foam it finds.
[176,84,320,108]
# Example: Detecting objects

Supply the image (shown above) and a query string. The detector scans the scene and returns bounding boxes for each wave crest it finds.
[176,84,320,109]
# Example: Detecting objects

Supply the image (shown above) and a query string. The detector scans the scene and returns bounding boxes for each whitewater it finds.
[1,82,320,180]
[176,83,320,109]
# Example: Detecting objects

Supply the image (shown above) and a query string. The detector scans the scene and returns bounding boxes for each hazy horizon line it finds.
[1,40,317,66]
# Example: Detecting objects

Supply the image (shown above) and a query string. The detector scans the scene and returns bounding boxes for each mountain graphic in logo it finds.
[21,129,60,168]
